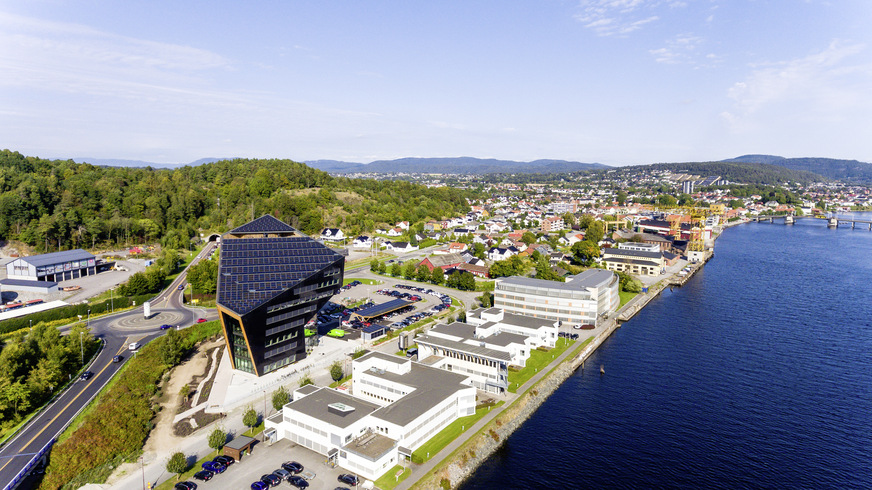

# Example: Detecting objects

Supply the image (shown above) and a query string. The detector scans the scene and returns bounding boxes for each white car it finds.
[128,342,141,350]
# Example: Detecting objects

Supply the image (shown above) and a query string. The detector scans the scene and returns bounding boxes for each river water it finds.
[461,215,872,489]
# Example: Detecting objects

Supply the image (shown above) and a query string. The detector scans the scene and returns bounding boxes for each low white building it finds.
[265,351,475,481]
[320,228,345,242]
[415,310,560,394]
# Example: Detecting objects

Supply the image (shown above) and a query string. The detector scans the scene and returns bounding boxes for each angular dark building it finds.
[217,215,345,376]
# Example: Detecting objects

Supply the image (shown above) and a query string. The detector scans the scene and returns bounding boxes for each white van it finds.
[129,342,141,351]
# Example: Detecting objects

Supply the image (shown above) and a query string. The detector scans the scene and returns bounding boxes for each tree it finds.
[272,386,290,411]
[208,427,227,455]
[378,262,387,274]
[159,328,185,366]
[243,406,258,429]
[585,221,605,244]
[416,266,430,282]
[521,231,537,245]
[329,361,344,383]
[370,259,380,272]
[403,262,416,280]
[616,191,627,205]
[431,267,445,285]
[478,292,493,308]
[166,451,188,479]
[299,375,314,387]
[390,262,402,277]
[571,240,601,265]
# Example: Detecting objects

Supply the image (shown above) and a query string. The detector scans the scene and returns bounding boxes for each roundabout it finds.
[109,309,190,331]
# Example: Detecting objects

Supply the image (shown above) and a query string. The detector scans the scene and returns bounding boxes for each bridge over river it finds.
[753,214,872,230]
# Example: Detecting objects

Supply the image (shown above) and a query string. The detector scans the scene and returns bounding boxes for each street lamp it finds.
[110,287,114,313]
[79,331,84,366]
[87,309,91,328]
[262,390,267,442]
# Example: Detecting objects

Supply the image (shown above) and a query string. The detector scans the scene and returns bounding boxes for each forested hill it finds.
[306,157,609,174]
[723,155,872,184]
[620,161,827,185]
[0,150,472,254]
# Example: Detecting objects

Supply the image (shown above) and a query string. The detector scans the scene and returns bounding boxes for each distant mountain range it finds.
[304,157,609,174]
[72,157,224,168]
[67,154,872,184]
[722,155,872,184]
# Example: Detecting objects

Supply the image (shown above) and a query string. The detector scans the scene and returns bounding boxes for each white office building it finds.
[265,351,475,481]
[494,269,619,326]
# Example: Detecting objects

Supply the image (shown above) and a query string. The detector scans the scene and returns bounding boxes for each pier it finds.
[753,215,872,230]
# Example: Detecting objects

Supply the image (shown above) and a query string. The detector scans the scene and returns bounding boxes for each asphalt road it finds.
[0,242,219,489]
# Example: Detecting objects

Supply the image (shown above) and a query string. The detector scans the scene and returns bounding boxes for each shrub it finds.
[166,451,188,478]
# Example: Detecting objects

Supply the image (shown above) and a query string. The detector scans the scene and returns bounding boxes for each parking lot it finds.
[318,280,454,339]
[181,438,373,490]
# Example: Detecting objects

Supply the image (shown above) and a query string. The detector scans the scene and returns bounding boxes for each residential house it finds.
[320,228,345,242]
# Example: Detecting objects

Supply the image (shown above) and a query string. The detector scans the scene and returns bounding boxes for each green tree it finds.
[431,267,445,285]
[478,292,493,308]
[390,262,402,277]
[166,451,188,479]
[416,266,430,282]
[370,259,380,272]
[243,406,258,429]
[585,221,605,244]
[208,427,227,455]
[378,262,387,274]
[159,328,185,366]
[299,375,314,387]
[616,191,627,205]
[571,240,601,265]
[187,258,218,295]
[329,361,344,382]
[521,231,537,245]
[403,262,416,280]
[272,386,290,411]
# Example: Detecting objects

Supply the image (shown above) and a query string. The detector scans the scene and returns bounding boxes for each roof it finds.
[224,435,256,450]
[422,253,464,268]
[603,257,661,267]
[498,269,615,293]
[567,269,617,288]
[362,324,386,333]
[415,334,512,362]
[602,248,662,259]
[286,387,380,429]
[295,384,320,396]
[353,299,412,319]
[16,249,94,267]
[365,362,472,426]
[429,322,476,339]
[218,216,344,315]
[484,331,528,347]
[0,278,58,287]
[229,214,298,234]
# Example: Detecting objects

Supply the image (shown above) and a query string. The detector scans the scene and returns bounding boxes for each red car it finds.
[196,318,207,323]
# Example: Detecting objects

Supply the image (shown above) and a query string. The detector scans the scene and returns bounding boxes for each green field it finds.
[507,338,576,393]
[411,401,505,464]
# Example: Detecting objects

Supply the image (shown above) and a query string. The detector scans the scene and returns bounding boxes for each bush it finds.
[166,451,188,478]
[272,386,290,412]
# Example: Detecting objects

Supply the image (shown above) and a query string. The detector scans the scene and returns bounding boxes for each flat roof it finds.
[483,331,528,347]
[342,432,397,461]
[429,322,476,339]
[14,249,94,267]
[415,334,511,362]
[368,362,471,426]
[353,298,411,319]
[0,278,58,287]
[287,387,380,429]
[224,435,256,450]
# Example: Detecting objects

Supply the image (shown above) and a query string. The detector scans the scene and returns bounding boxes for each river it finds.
[461,214,872,489]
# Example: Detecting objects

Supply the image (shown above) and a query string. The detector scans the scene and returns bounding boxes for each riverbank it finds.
[406,234,733,489]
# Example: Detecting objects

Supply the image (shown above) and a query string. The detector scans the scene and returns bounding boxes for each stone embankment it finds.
[415,321,620,490]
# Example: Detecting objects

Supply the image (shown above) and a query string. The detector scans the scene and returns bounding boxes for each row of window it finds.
[266,304,316,326]
[496,283,592,300]
[428,345,503,367]
[263,354,296,374]
[287,416,329,438]
[496,298,595,317]
[267,290,333,314]
[357,376,410,397]
[265,330,299,347]
[264,340,299,360]
[405,398,459,450]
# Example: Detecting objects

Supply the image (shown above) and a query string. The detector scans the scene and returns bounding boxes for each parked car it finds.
[337,474,360,486]
[213,455,234,466]
[250,482,269,490]
[288,475,309,488]
[174,482,197,490]
[112,355,122,363]
[406,348,418,358]
[193,470,213,481]
[160,324,173,330]
[80,371,93,381]
[129,342,140,350]
[196,318,207,323]
[202,461,226,474]
[273,468,291,481]
[261,474,281,487]
[281,461,304,474]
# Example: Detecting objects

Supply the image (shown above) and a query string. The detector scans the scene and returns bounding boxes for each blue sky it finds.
[2,1,871,166]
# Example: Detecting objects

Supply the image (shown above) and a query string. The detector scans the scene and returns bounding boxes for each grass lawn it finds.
[619,290,638,307]
[329,374,352,388]
[153,451,218,490]
[507,339,576,393]
[374,465,412,490]
[345,253,392,270]
[343,277,381,285]
[410,401,504,464]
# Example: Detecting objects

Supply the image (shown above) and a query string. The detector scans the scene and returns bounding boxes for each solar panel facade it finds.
[217,215,345,376]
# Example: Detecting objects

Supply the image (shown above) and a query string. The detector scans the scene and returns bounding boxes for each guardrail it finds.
[2,438,54,490]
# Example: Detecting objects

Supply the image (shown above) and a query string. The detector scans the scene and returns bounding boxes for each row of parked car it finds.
[558,332,581,340]
[250,461,309,489]
[375,288,422,302]
[394,284,452,305]
[337,280,362,293]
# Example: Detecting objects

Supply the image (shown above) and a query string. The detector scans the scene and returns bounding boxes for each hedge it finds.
[0,294,153,335]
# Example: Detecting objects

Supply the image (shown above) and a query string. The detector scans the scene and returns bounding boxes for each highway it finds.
[0,241,219,490]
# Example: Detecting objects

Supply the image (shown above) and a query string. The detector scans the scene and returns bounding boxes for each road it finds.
[0,242,219,490]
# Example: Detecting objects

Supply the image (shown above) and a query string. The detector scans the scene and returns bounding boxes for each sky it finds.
[2,1,871,166]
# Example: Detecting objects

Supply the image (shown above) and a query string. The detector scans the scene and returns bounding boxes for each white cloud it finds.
[649,33,719,66]
[722,41,872,131]
[574,0,675,36]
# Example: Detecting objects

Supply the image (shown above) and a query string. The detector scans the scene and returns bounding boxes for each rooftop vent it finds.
[328,402,355,416]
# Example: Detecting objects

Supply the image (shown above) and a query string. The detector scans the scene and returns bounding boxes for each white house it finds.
[487,246,519,262]
[320,228,345,242]
[386,228,404,237]
[385,241,418,253]
[352,236,373,248]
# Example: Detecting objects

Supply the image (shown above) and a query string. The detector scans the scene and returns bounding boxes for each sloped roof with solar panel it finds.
[218,216,344,315]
